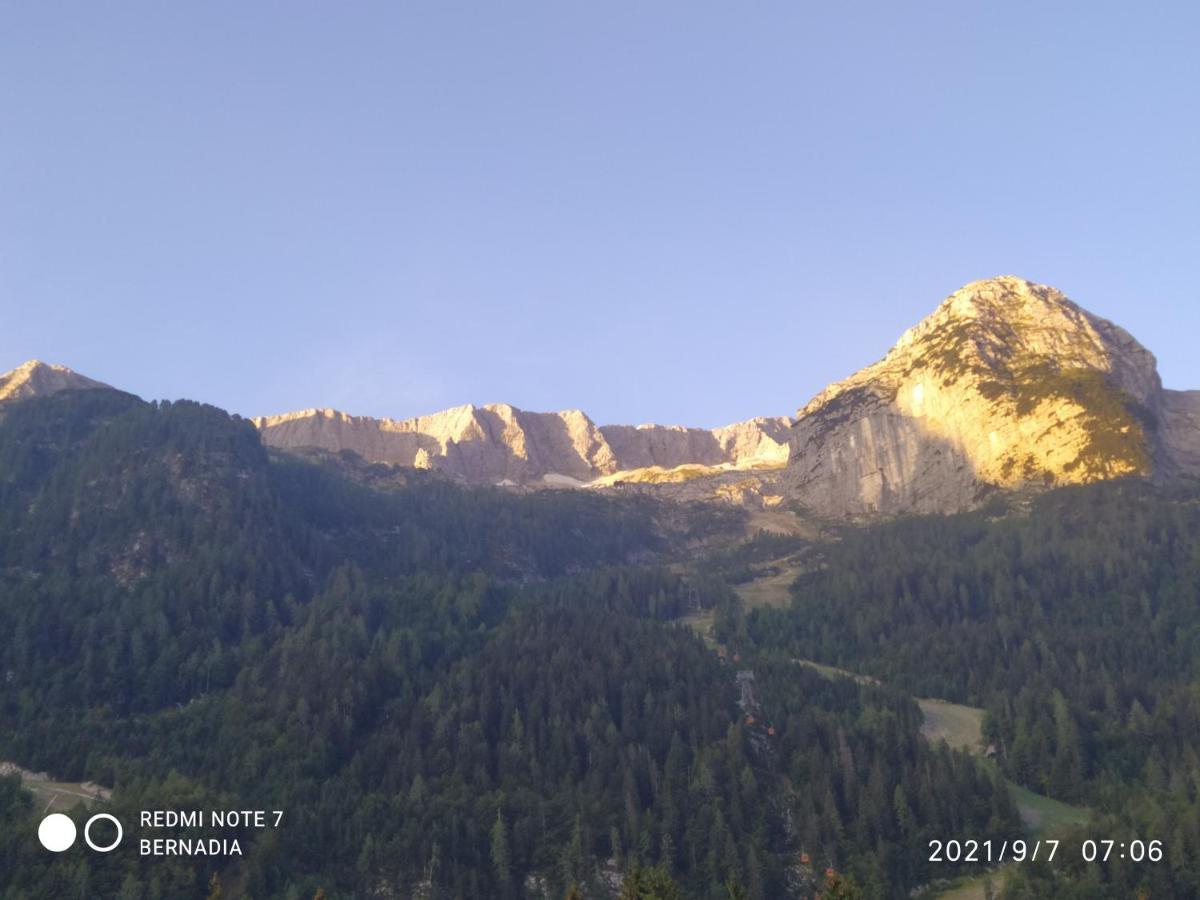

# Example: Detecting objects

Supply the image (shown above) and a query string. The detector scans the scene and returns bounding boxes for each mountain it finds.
[252,404,792,486]
[0,360,109,404]
[0,386,1015,899]
[785,276,1200,517]
[253,276,1200,518]
[8,275,1198,519]
[8,287,1200,898]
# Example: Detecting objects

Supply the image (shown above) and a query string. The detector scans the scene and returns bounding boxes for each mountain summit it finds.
[6,277,1198,518]
[786,276,1200,516]
[255,276,1200,514]
[0,360,109,404]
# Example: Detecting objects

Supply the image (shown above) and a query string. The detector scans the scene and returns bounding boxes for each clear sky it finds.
[3,2,1198,428]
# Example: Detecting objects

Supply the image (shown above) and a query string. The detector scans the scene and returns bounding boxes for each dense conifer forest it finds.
[1,390,1196,897]
[741,481,1200,898]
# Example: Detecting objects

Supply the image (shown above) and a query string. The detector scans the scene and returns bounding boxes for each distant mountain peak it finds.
[786,277,1187,517]
[0,360,110,404]
[9,276,1198,519]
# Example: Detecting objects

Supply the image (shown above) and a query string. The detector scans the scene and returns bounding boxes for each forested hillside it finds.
[0,391,1015,898]
[741,481,1200,897]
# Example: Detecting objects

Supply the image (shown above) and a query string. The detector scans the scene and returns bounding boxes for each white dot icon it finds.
[38,813,77,852]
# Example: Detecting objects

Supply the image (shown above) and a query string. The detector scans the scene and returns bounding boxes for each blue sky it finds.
[3,2,1198,427]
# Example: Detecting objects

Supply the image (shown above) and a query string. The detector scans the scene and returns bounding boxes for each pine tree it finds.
[491,808,512,889]
[619,863,684,900]
[893,784,916,838]
[561,812,588,888]
[819,872,866,900]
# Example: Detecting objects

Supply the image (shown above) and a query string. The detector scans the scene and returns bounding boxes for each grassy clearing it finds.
[1006,781,1090,835]
[910,699,1089,838]
[927,866,1011,900]
[2,761,110,812]
[676,542,806,649]
[917,698,985,754]
[23,780,108,812]
[744,509,813,537]
[923,781,1087,899]
[680,609,716,645]
[793,669,1091,837]
[734,563,804,610]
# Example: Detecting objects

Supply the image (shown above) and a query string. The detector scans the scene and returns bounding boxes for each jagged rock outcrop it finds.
[253,404,791,486]
[600,418,791,471]
[252,404,601,484]
[0,360,109,404]
[10,275,1199,517]
[785,276,1193,517]
[1160,390,1200,475]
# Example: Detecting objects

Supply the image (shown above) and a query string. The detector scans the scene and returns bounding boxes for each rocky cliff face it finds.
[253,276,1200,509]
[253,405,792,486]
[11,276,1199,516]
[1160,390,1200,476]
[785,276,1194,517]
[0,360,109,404]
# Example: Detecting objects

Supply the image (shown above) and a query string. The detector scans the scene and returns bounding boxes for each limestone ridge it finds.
[8,276,1199,514]
[0,360,110,404]
[1160,390,1200,474]
[785,276,1198,517]
[252,405,793,486]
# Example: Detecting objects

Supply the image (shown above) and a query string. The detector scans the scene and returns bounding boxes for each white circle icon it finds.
[84,813,123,852]
[38,813,77,852]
